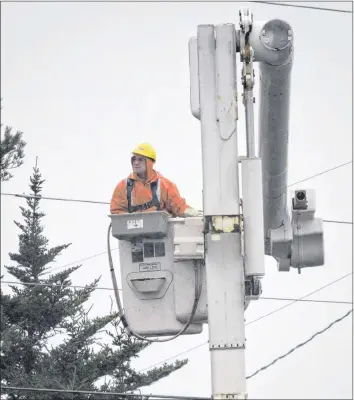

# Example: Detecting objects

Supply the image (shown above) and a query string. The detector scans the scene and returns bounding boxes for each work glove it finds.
[182,207,203,217]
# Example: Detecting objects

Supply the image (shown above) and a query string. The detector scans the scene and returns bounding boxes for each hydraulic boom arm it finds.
[239,10,324,271]
[190,9,325,272]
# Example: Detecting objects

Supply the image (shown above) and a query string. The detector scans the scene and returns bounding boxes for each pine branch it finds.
[0,125,26,182]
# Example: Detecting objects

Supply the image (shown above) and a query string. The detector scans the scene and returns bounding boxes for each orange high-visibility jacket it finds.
[110,158,190,217]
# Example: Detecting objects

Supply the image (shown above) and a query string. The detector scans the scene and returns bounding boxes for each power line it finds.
[139,272,352,372]
[260,296,351,305]
[140,342,208,372]
[2,160,352,207]
[0,192,109,205]
[288,161,352,187]
[46,216,353,274]
[1,280,351,305]
[1,305,352,397]
[50,247,118,273]
[0,200,351,230]
[0,386,210,400]
[251,1,353,13]
[245,272,352,326]
[246,308,353,379]
[2,215,351,278]
[3,159,352,289]
[322,219,352,225]
[0,280,121,291]
[6,212,350,277]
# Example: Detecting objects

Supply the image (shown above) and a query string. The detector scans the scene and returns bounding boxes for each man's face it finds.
[131,154,147,175]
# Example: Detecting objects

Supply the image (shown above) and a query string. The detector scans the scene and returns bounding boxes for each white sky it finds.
[1,1,353,399]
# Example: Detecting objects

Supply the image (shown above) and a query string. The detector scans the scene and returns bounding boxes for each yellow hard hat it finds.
[132,142,156,161]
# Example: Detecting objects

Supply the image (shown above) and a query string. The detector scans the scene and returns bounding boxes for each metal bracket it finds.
[205,216,242,234]
[244,276,262,300]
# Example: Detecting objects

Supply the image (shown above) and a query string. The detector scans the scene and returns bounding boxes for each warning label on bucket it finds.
[139,262,161,272]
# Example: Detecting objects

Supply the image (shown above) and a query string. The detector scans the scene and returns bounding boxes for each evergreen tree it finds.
[0,99,26,182]
[1,166,187,399]
[0,124,26,182]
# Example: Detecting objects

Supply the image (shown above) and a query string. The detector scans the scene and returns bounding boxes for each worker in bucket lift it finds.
[110,142,202,217]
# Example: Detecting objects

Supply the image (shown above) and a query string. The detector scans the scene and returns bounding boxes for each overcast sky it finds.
[1,1,353,399]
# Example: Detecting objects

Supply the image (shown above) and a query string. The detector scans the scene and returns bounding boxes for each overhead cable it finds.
[1,280,351,305]
[260,296,351,305]
[2,304,352,395]
[0,386,210,400]
[246,272,352,326]
[2,160,352,207]
[139,272,352,371]
[23,212,354,277]
[0,192,109,205]
[50,247,118,272]
[322,219,352,225]
[288,161,352,187]
[251,1,353,13]
[0,280,121,291]
[246,308,353,379]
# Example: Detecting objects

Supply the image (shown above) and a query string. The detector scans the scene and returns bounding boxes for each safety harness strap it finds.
[126,178,161,213]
